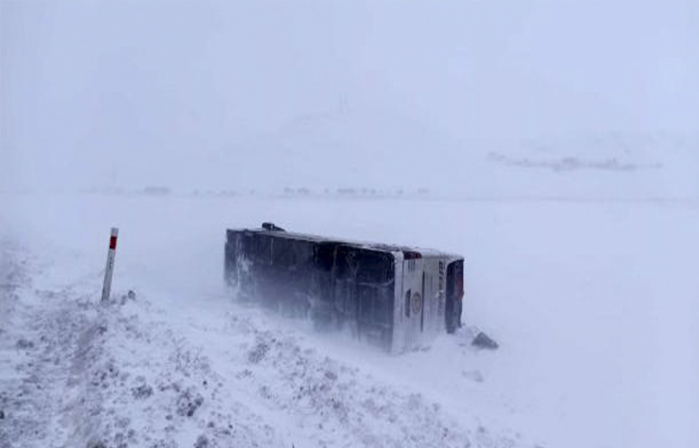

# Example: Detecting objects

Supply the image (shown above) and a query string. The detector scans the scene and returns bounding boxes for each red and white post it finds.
[101,227,119,302]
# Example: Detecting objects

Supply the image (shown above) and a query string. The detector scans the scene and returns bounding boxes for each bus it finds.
[225,223,464,353]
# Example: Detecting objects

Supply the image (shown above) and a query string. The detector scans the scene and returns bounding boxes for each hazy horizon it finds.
[2,1,698,193]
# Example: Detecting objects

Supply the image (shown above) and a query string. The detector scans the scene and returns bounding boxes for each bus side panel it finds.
[333,245,396,351]
[225,230,257,300]
[224,230,238,287]
[421,257,445,339]
[390,252,404,353]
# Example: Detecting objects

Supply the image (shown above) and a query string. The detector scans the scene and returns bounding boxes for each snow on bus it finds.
[224,222,465,353]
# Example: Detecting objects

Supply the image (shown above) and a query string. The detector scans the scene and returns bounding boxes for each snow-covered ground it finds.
[1,191,697,448]
[3,1,698,446]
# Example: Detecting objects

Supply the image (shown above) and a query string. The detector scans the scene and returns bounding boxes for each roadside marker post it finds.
[101,227,119,302]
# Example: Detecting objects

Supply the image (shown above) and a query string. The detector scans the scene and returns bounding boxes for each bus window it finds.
[446,260,464,333]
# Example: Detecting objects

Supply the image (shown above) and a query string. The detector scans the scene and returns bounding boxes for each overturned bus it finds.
[224,223,464,353]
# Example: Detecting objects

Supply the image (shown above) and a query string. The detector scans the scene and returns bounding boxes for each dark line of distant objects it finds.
[2,188,695,209]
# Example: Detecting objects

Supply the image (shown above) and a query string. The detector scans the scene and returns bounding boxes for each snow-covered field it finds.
[1,192,697,448]
[3,1,698,446]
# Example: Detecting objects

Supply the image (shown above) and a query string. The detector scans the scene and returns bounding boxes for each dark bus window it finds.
[356,251,392,283]
[446,260,464,301]
[405,289,411,317]
[335,246,354,280]
[315,242,338,271]
[254,234,273,264]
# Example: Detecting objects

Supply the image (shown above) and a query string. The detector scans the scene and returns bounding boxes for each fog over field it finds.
[1,2,698,448]
[2,1,698,195]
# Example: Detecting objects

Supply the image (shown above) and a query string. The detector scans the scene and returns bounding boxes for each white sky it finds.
[1,1,697,191]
